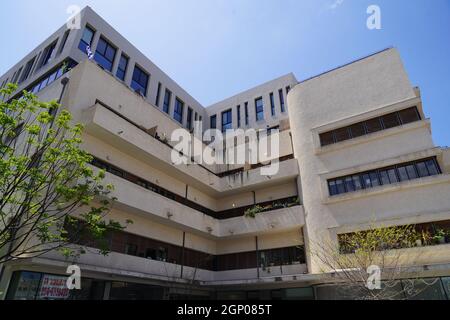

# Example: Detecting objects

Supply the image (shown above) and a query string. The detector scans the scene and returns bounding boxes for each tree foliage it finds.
[0,83,126,264]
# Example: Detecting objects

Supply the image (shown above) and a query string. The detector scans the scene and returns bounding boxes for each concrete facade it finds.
[1,7,449,300]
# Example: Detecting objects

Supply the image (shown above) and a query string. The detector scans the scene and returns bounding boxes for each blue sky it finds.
[1,0,449,145]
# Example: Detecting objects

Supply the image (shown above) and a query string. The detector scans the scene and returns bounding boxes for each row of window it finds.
[1,29,71,94]
[69,220,305,271]
[79,25,202,129]
[29,59,77,95]
[320,107,422,147]
[328,157,441,196]
[91,156,297,219]
[209,87,290,132]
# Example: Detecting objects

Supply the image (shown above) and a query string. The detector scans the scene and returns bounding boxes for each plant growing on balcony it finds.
[0,83,127,272]
[244,205,264,218]
[310,223,432,300]
[432,228,446,245]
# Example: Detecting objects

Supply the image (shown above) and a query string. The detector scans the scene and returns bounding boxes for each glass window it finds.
[187,107,193,130]
[416,161,429,177]
[94,37,116,71]
[425,159,439,176]
[237,105,241,127]
[381,112,400,129]
[19,57,36,84]
[210,115,217,129]
[155,82,161,106]
[79,26,94,53]
[397,166,409,181]
[369,172,381,187]
[399,107,420,124]
[279,89,285,112]
[222,109,232,132]
[163,89,171,113]
[349,122,366,138]
[334,127,351,142]
[344,177,355,192]
[365,117,383,133]
[352,175,363,190]
[125,243,138,256]
[173,98,184,124]
[131,66,149,96]
[244,102,249,125]
[362,173,372,188]
[335,179,345,194]
[255,97,264,121]
[270,92,275,116]
[388,168,399,183]
[41,42,56,67]
[116,54,128,81]
[379,170,391,185]
[320,131,335,146]
[406,164,418,179]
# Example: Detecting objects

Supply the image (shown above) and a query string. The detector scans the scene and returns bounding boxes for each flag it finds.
[86,45,94,60]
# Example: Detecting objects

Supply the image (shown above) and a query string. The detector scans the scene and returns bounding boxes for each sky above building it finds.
[0,0,449,145]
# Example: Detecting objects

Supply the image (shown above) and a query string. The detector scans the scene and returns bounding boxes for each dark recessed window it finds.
[328,157,441,196]
[94,37,116,71]
[279,89,285,113]
[349,122,366,138]
[163,89,171,113]
[270,93,275,116]
[319,107,421,147]
[79,26,95,53]
[187,107,193,130]
[398,107,421,124]
[125,243,138,256]
[131,65,149,96]
[365,117,383,133]
[255,97,264,121]
[222,109,232,132]
[58,30,70,54]
[116,54,128,81]
[237,105,241,127]
[244,102,249,125]
[174,98,184,124]
[155,82,161,106]
[319,131,335,146]
[381,112,400,129]
[19,57,36,84]
[41,42,56,67]
[210,115,217,129]
[334,127,351,142]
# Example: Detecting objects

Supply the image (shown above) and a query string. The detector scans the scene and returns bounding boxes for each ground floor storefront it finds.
[3,268,450,300]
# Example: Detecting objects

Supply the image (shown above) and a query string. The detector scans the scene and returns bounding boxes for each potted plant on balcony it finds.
[421,230,432,246]
[244,205,264,218]
[432,228,447,245]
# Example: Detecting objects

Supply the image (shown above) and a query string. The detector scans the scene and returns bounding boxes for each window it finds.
[210,115,217,129]
[319,131,335,146]
[244,102,249,125]
[131,65,149,96]
[279,89,285,113]
[187,107,193,130]
[116,54,128,81]
[58,30,70,54]
[79,26,95,53]
[94,37,116,71]
[155,82,161,106]
[255,97,264,121]
[19,57,36,84]
[125,243,138,256]
[12,67,23,84]
[398,107,421,124]
[270,92,275,116]
[163,89,171,113]
[327,157,441,196]
[381,112,400,129]
[237,105,241,127]
[221,109,232,132]
[174,98,184,124]
[41,42,56,67]
[319,107,421,147]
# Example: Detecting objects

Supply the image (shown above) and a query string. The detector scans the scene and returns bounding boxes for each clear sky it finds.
[1,0,449,146]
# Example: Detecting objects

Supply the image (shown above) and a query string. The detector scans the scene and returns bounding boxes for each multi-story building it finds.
[0,6,449,300]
